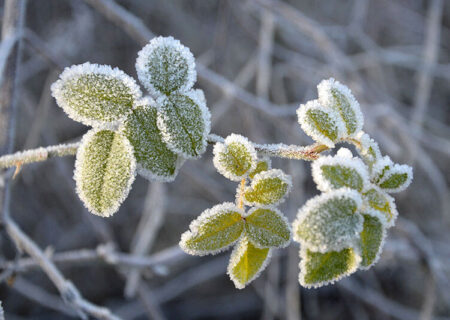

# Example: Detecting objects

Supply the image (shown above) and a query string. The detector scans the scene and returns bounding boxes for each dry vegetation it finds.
[0,0,449,319]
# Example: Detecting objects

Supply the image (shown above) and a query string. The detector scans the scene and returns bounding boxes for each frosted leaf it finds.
[157,91,211,159]
[120,97,182,182]
[293,189,363,253]
[311,149,370,192]
[193,88,206,106]
[136,36,196,96]
[243,169,292,206]
[317,78,363,137]
[227,236,271,289]
[355,131,381,164]
[179,203,245,256]
[51,62,142,127]
[244,207,291,249]
[297,100,345,148]
[213,134,257,181]
[299,247,361,288]
[358,212,386,269]
[362,187,398,227]
[377,164,413,193]
[74,129,136,217]
[248,157,271,179]
[370,156,393,183]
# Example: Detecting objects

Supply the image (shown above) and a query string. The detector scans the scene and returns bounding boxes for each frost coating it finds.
[157,91,211,158]
[179,202,245,256]
[358,212,386,269]
[377,163,413,193]
[244,207,292,249]
[136,36,196,96]
[362,186,398,227]
[299,247,361,288]
[311,149,370,192]
[370,156,393,182]
[297,100,345,147]
[51,62,142,127]
[293,189,363,253]
[317,78,363,137]
[121,97,182,182]
[248,157,271,179]
[227,236,272,289]
[243,169,292,206]
[355,131,381,164]
[74,129,136,217]
[213,134,257,181]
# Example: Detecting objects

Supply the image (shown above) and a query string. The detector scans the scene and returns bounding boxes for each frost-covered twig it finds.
[0,135,325,170]
[0,142,80,169]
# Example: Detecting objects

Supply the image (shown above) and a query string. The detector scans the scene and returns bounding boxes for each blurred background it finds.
[0,0,449,319]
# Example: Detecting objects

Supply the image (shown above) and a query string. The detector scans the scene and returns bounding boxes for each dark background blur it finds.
[0,0,449,319]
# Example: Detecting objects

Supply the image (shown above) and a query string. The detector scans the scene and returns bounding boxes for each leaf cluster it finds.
[51,37,211,216]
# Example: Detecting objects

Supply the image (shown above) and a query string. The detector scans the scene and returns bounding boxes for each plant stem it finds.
[0,135,327,171]
[237,178,246,209]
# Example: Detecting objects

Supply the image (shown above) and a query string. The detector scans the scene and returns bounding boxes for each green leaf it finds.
[180,203,244,255]
[312,148,369,192]
[248,157,271,179]
[245,207,291,248]
[293,189,363,252]
[136,36,196,96]
[227,236,271,289]
[121,98,181,181]
[74,129,136,217]
[244,169,292,206]
[213,134,257,181]
[297,100,344,147]
[362,188,397,227]
[157,91,210,159]
[378,164,413,193]
[359,213,385,269]
[355,132,381,165]
[299,247,360,288]
[317,78,363,136]
[51,63,141,127]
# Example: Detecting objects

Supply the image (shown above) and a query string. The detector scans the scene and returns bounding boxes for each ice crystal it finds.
[136,36,196,96]
[74,129,136,217]
[51,62,141,127]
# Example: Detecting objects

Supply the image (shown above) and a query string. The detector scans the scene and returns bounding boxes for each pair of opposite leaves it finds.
[181,134,293,289]
[51,36,211,216]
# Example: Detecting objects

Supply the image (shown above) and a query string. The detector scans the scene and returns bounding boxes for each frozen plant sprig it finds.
[50,36,211,216]
[1,35,414,294]
[180,134,292,289]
